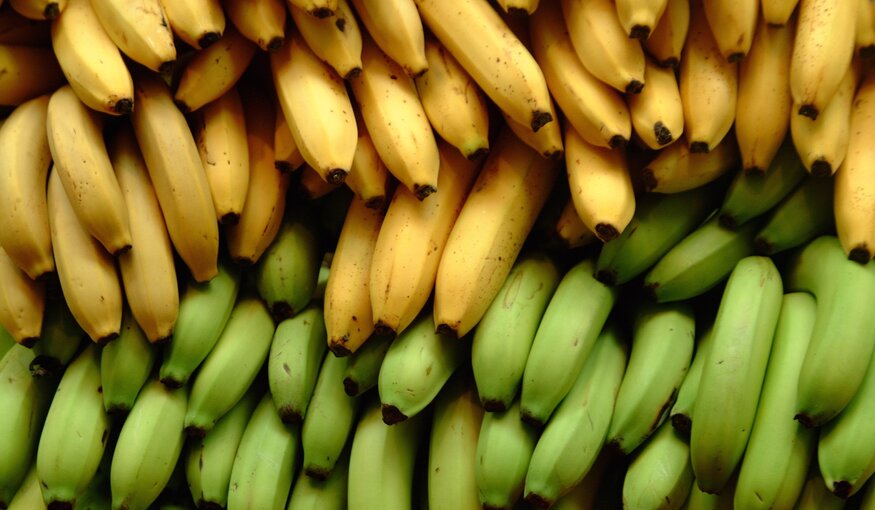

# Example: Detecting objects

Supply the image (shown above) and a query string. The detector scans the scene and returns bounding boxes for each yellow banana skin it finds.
[702,0,757,62]
[622,421,694,510]
[157,0,224,50]
[763,0,799,26]
[0,45,65,106]
[616,0,669,39]
[0,246,44,346]
[496,0,539,14]
[274,105,306,173]
[475,399,539,509]
[100,310,156,415]
[289,0,362,79]
[10,0,66,19]
[224,0,286,52]
[644,0,689,68]
[629,57,685,149]
[89,0,176,72]
[345,118,390,209]
[350,0,427,76]
[639,135,739,193]
[287,0,338,18]
[555,199,598,249]
[502,98,564,160]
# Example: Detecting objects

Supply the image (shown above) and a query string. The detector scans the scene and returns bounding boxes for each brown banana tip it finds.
[524,492,553,509]
[304,467,330,481]
[159,377,185,389]
[609,135,629,149]
[184,425,207,439]
[174,100,192,114]
[279,406,303,424]
[219,212,241,226]
[414,184,437,201]
[266,37,285,53]
[689,141,710,153]
[727,52,745,63]
[832,481,853,499]
[381,404,408,425]
[766,22,786,28]
[373,322,396,337]
[275,161,294,173]
[545,149,564,160]
[744,165,766,175]
[654,121,673,146]
[670,414,692,436]
[231,256,255,267]
[659,57,679,69]
[467,147,490,161]
[604,439,627,456]
[507,7,530,15]
[344,67,363,80]
[860,45,875,59]
[798,104,819,120]
[519,411,546,430]
[327,168,348,185]
[643,282,660,301]
[364,196,386,210]
[848,247,872,265]
[29,355,62,378]
[482,399,507,413]
[435,323,458,339]
[198,32,222,50]
[342,377,360,397]
[794,412,816,429]
[18,336,39,349]
[158,60,176,75]
[329,340,352,357]
[96,332,120,345]
[595,269,618,286]
[753,237,774,256]
[113,98,134,115]
[625,79,645,95]
[311,7,334,18]
[106,404,131,417]
[34,269,56,283]
[717,214,738,230]
[810,160,833,177]
[637,168,657,192]
[530,111,553,132]
[111,244,133,257]
[43,2,60,19]
[47,502,73,510]
[629,25,651,40]
[270,302,295,323]
[199,501,223,510]
[595,223,620,242]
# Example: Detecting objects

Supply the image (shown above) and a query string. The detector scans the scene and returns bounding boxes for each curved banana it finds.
[289,446,350,510]
[289,0,362,79]
[669,325,714,437]
[754,176,835,256]
[795,466,846,510]
[644,0,689,67]
[275,106,305,173]
[0,246,44,346]
[639,135,739,193]
[90,0,176,72]
[157,0,224,49]
[345,118,390,209]
[503,99,564,160]
[28,306,80,384]
[616,0,669,39]
[629,57,685,149]
[622,421,694,510]
[0,45,65,106]
[762,0,798,26]
[10,0,65,19]
[341,333,392,397]
[6,464,45,510]
[555,198,598,249]
[350,0,426,76]
[100,310,156,414]
[702,0,757,61]
[288,0,337,17]
[224,0,285,52]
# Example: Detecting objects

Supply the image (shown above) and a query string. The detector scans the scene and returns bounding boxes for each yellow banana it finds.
[345,117,390,209]
[10,0,64,19]
[0,246,44,347]
[639,135,739,193]
[0,45,64,106]
[157,0,224,49]
[274,106,305,173]
[555,198,599,249]
[702,0,758,61]
[89,0,176,72]
[496,0,539,14]
[297,164,343,200]
[287,0,337,17]
[644,0,689,67]
[224,0,286,52]
[289,0,362,79]
[762,0,799,26]
[616,0,669,39]
[350,0,426,76]
[857,0,875,57]
[628,57,684,149]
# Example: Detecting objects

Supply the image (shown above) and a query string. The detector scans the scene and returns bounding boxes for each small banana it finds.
[10,0,65,19]
[616,0,669,39]
[289,0,362,79]
[669,325,714,437]
[269,305,328,423]
[795,466,847,510]
[554,198,599,249]
[224,0,286,52]
[287,0,337,17]
[639,135,739,193]
[6,464,45,510]
[0,45,65,106]
[274,106,305,173]
[702,0,757,61]
[0,245,44,346]
[622,421,694,510]
[754,176,835,256]
[345,117,390,209]
[644,0,689,67]
[288,444,349,510]
[629,57,685,149]
[89,0,176,72]
[156,0,224,49]
[350,0,427,76]
[100,310,156,415]
[341,333,392,397]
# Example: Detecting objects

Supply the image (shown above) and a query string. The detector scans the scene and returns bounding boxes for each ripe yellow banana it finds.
[298,165,343,200]
[616,0,669,39]
[157,0,224,49]
[495,0,539,14]
[287,0,337,17]
[274,106,305,173]
[0,246,44,346]
[857,0,875,57]
[762,0,799,26]
[555,198,599,249]
[345,118,390,209]
[0,45,65,106]
[628,57,684,149]
[9,0,64,19]
[639,135,739,193]
[644,0,689,67]
[89,0,176,73]
[224,0,286,52]
[703,0,757,61]
[350,0,426,76]
[289,0,362,79]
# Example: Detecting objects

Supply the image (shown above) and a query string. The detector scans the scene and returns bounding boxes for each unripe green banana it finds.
[184,296,275,436]
[523,323,628,508]
[342,332,392,397]
[110,379,188,510]
[682,479,732,510]
[255,213,322,322]
[753,176,835,256]
[520,258,617,428]
[861,477,875,510]
[0,325,13,360]
[29,299,84,379]
[378,313,467,424]
[313,252,332,302]
[100,310,156,414]
[734,292,817,510]
[268,304,328,424]
[691,256,783,495]
[6,464,45,510]
[287,444,349,510]
[670,324,715,437]
[227,392,300,510]
[75,425,116,510]
[471,252,561,412]
[301,351,359,479]
[549,452,613,510]
[607,301,695,455]
[36,344,109,507]
[475,399,539,510]
[622,421,694,510]
[786,235,875,427]
[644,216,760,303]
[159,262,241,388]
[795,466,846,510]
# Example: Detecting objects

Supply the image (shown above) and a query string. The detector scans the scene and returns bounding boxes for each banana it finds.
[271,26,357,185]
[762,0,799,26]
[6,464,45,510]
[274,106,305,173]
[616,0,669,39]
[856,0,875,57]
[156,0,224,49]
[795,466,846,510]
[607,301,695,455]
[132,71,219,283]
[413,0,555,132]
[734,292,817,510]
[289,0,362,79]
[0,45,65,106]
[90,0,176,72]
[639,135,740,193]
[629,57,685,149]
[158,262,240,388]
[718,137,807,229]
[790,0,857,119]
[10,0,65,19]
[227,392,300,510]
[703,0,757,61]
[622,421,694,510]
[110,379,187,510]
[349,0,426,76]
[555,198,599,249]
[433,128,560,339]
[341,332,392,397]
[345,117,390,209]
[369,140,480,336]
[183,296,275,436]
[735,17,794,173]
[496,0,539,15]
[669,324,714,437]
[691,256,783,495]
[530,0,631,149]
[682,479,731,510]
[0,245,44,346]
[754,176,835,255]
[377,313,467,424]
[862,478,875,509]
[643,216,759,303]
[644,0,689,67]
[0,95,53,280]
[0,326,13,359]
[297,164,344,199]
[520,258,618,428]
[173,25,257,113]
[415,37,490,160]
[680,0,738,153]
[523,323,628,508]
[100,310,155,415]
[289,448,349,510]
[287,0,338,18]
[550,452,613,510]
[46,85,132,256]
[36,344,109,507]
[350,35,439,199]
[224,0,285,52]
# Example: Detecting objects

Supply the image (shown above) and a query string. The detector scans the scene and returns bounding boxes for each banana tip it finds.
[793,412,816,429]
[414,184,437,201]
[625,80,644,95]
[435,323,458,339]
[311,7,335,18]
[609,135,628,150]
[342,377,360,397]
[198,32,222,50]
[95,331,120,345]
[327,169,348,185]
[184,425,207,439]
[29,355,62,378]
[160,377,185,390]
[832,481,853,499]
[381,404,408,425]
[520,411,546,431]
[364,196,386,210]
[717,214,738,230]
[373,322,396,338]
[266,37,285,53]
[849,247,872,265]
[329,340,352,357]
[753,237,774,256]
[797,105,819,120]
[594,269,618,286]
[43,2,61,19]
[531,111,553,132]
[595,223,620,242]
[689,141,710,153]
[18,336,39,349]
[158,60,176,75]
[467,147,489,161]
[524,492,553,509]
[47,501,73,510]
[810,160,833,177]
[270,302,295,323]
[481,399,507,413]
[303,466,330,481]
[727,52,745,63]
[106,404,131,417]
[113,99,134,116]
[111,244,133,257]
[670,414,691,437]
[643,282,660,301]
[654,122,673,146]
[219,212,241,226]
[279,406,303,424]
[630,25,651,40]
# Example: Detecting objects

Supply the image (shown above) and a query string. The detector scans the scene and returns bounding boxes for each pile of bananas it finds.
[1,0,875,508]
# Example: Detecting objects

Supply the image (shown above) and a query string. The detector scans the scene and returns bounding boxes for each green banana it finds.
[670,324,715,438]
[691,256,783,495]
[29,299,84,379]
[753,176,835,256]
[607,301,695,455]
[471,252,561,412]
[622,421,694,510]
[861,477,875,510]
[785,235,875,427]
[682,480,731,510]
[36,344,109,507]
[301,350,360,479]
[100,309,156,414]
[519,258,617,428]
[523,323,628,508]
[0,325,13,360]
[268,304,328,423]
[255,213,323,322]
[377,313,467,424]
[595,185,721,286]
[795,466,846,510]
[227,392,300,510]
[287,444,349,510]
[313,252,332,302]
[110,379,188,510]
[159,262,241,388]
[6,464,45,510]
[342,332,392,397]
[75,425,116,510]
[718,138,807,230]
[734,292,817,510]
[643,216,760,303]
[184,296,275,436]
[549,452,612,510]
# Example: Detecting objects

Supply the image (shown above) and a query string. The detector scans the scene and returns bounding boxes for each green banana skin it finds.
[548,452,612,510]
[341,332,392,397]
[734,292,817,510]
[29,300,84,379]
[682,479,734,510]
[785,235,875,428]
[691,256,784,495]
[475,399,539,510]
[110,379,188,510]
[6,464,46,510]
[718,138,807,230]
[0,325,14,360]
[622,421,694,510]
[861,475,875,510]
[519,258,618,428]
[753,176,834,256]
[185,382,261,509]
[471,252,561,412]
[74,424,117,510]
[795,467,846,510]
[36,344,109,507]
[184,296,275,437]
[301,351,360,480]
[159,263,241,388]
[227,392,300,510]
[670,324,715,438]
[596,184,722,286]
[255,214,322,322]
[643,216,760,303]
[100,310,156,414]
[268,304,328,424]
[523,323,628,508]
[312,252,332,302]
[287,444,349,510]
[607,301,695,455]
[377,314,467,425]
[0,345,56,507]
